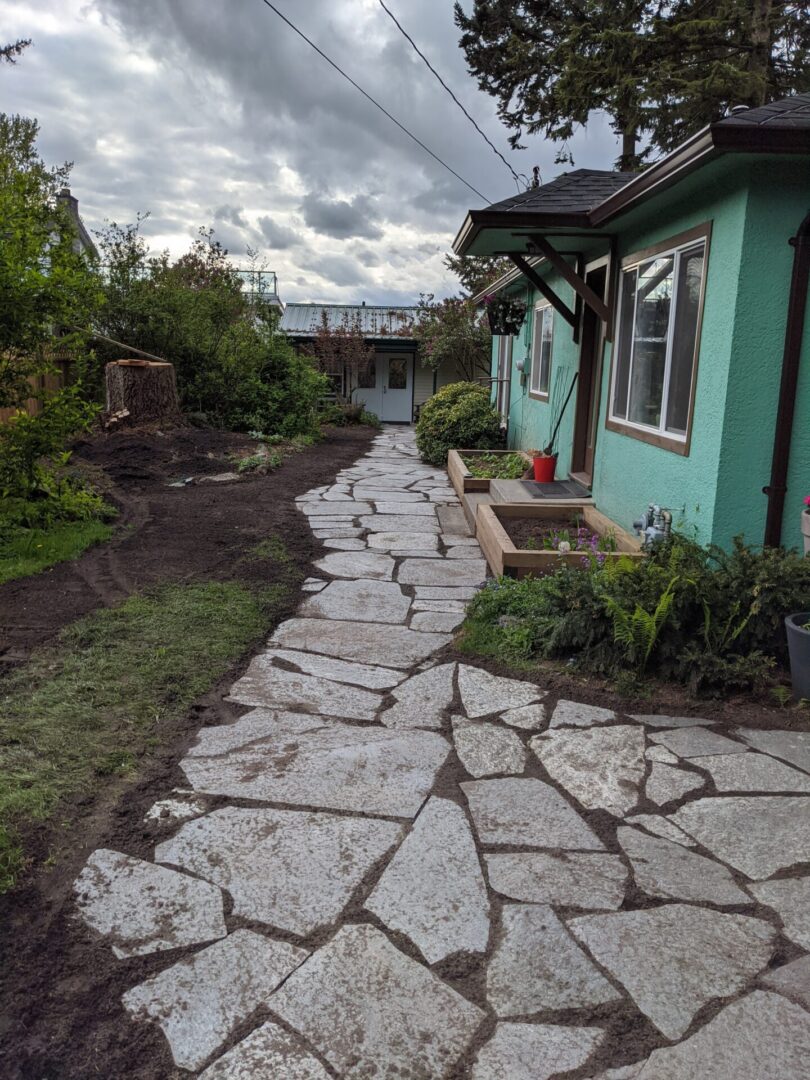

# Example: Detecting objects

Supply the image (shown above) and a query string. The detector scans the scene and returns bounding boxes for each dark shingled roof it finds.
[484,169,637,216]
[714,93,810,130]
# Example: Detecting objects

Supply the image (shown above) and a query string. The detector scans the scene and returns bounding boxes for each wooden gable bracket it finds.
[526,235,611,326]
[506,253,580,342]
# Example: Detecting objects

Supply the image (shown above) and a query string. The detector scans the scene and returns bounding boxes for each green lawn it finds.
[0,519,115,585]
[0,574,297,892]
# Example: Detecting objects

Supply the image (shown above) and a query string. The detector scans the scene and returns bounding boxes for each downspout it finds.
[763,210,810,547]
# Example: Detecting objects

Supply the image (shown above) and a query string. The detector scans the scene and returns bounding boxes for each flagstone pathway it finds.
[73,427,810,1078]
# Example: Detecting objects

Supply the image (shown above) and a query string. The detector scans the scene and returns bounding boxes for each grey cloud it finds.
[258,215,302,251]
[299,252,372,288]
[300,193,383,241]
[214,204,248,228]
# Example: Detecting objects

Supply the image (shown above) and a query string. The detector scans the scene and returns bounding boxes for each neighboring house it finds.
[280,302,458,423]
[55,187,98,259]
[454,93,810,551]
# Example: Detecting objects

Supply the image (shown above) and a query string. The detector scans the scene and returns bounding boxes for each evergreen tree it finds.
[455,1,810,170]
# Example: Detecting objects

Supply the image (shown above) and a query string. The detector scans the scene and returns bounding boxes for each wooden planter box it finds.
[447,448,533,500]
[477,502,643,579]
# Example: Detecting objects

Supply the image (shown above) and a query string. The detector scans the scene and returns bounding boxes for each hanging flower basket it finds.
[483,294,527,336]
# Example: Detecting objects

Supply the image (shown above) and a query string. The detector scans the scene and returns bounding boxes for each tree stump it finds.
[104,360,182,426]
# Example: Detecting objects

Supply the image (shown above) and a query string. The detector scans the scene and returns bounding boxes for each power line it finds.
[256,0,491,203]
[377,0,525,192]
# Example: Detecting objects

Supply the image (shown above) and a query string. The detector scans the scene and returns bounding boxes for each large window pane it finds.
[666,245,704,435]
[628,255,674,428]
[531,306,553,395]
[612,269,637,419]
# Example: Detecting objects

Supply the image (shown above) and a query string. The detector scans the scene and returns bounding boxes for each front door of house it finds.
[571,265,607,486]
[379,353,413,422]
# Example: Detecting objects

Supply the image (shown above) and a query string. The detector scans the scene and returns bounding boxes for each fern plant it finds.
[603,575,679,673]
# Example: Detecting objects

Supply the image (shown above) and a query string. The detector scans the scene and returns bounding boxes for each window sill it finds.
[605,417,690,456]
[528,390,550,402]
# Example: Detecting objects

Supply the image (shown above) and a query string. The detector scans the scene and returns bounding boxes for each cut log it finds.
[104,360,182,426]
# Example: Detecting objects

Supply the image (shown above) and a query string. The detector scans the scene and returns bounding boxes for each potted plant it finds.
[483,294,527,336]
[531,447,557,482]
[785,612,810,699]
[530,370,581,483]
[802,495,810,555]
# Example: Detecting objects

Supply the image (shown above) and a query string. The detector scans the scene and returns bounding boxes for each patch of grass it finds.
[0,576,295,892]
[0,519,115,584]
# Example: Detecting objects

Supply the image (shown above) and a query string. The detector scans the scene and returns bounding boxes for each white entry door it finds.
[379,354,413,422]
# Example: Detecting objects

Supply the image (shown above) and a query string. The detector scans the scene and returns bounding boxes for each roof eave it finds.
[453,208,592,257]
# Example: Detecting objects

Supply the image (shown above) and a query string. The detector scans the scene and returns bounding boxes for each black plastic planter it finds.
[785,612,810,699]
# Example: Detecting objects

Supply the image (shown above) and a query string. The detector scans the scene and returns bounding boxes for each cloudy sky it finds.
[2,0,617,303]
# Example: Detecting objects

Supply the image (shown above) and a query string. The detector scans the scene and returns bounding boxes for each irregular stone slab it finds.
[411,610,465,632]
[530,725,645,816]
[156,806,403,935]
[199,1022,331,1080]
[228,658,382,719]
[437,503,470,535]
[617,827,750,905]
[549,700,615,727]
[122,930,307,1070]
[380,662,456,730]
[413,599,468,613]
[671,796,810,879]
[373,501,437,516]
[365,797,489,963]
[74,849,226,958]
[458,665,541,718]
[270,924,484,1078]
[443,536,480,547]
[649,727,747,758]
[301,578,327,592]
[399,557,487,587]
[300,578,411,625]
[635,991,810,1080]
[485,852,627,909]
[361,514,440,534]
[472,1023,604,1080]
[585,1068,646,1080]
[569,906,775,1039]
[736,728,810,775]
[180,714,450,818]
[270,617,451,668]
[263,648,402,690]
[185,710,319,759]
[624,814,697,846]
[452,718,527,778]
[313,550,395,580]
[356,489,426,502]
[646,762,705,805]
[500,702,547,730]
[645,745,679,764]
[691,751,810,792]
[631,713,715,728]
[748,877,810,949]
[761,956,810,1010]
[367,531,441,554]
[144,790,209,825]
[320,537,365,550]
[488,904,621,1015]
[463,778,605,849]
[414,585,479,600]
[300,501,371,516]
[446,546,484,559]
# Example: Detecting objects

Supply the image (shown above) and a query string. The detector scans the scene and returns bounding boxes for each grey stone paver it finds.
[630,714,715,728]
[485,852,627,909]
[645,745,680,763]
[569,906,775,1039]
[500,702,547,729]
[646,762,705,805]
[549,700,615,727]
[122,930,308,1069]
[735,728,810,774]
[300,500,371,516]
[411,609,465,632]
[635,991,810,1079]
[458,664,542,717]
[748,877,810,949]
[761,955,810,1009]
[531,725,645,816]
[649,727,747,758]
[398,557,487,586]
[487,904,621,1015]
[463,777,605,849]
[156,806,403,935]
[74,849,226,958]
[690,751,810,792]
[270,616,451,667]
[320,536,366,549]
[364,797,490,963]
[617,826,750,905]
[299,578,412,624]
[144,790,209,825]
[670,796,810,879]
[261,648,403,689]
[471,1023,604,1080]
[313,550,395,579]
[199,1023,331,1079]
[452,717,528,777]
[270,924,485,1079]
[380,661,456,730]
[361,514,440,534]
[228,657,383,719]
[624,814,697,846]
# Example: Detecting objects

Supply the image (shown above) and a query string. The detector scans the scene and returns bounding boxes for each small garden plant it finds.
[461,451,527,480]
[523,522,618,558]
[416,382,502,466]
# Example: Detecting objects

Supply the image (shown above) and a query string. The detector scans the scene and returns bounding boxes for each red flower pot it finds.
[533,453,557,482]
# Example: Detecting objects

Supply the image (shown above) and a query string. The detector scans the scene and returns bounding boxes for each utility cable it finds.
[377,0,524,191]
[256,0,491,203]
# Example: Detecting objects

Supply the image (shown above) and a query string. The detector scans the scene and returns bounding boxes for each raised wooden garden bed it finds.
[477,502,643,578]
[447,448,532,499]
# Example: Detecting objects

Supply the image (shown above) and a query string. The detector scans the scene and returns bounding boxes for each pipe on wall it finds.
[763,210,810,548]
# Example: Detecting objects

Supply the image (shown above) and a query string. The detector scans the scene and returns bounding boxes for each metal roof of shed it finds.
[280,303,418,340]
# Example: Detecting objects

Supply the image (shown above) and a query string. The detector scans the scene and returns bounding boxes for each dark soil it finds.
[503,513,594,549]
[0,422,375,1080]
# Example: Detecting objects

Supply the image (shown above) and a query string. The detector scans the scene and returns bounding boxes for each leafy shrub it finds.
[463,534,810,695]
[415,382,502,466]
[462,451,527,479]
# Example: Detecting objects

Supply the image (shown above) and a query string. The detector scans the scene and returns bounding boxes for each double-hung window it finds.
[530,303,553,398]
[609,228,708,450]
[495,335,512,420]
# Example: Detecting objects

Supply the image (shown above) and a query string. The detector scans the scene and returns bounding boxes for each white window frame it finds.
[495,335,512,421]
[609,233,708,447]
[530,302,553,399]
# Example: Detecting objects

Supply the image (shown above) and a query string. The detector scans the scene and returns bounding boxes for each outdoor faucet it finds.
[633,504,673,547]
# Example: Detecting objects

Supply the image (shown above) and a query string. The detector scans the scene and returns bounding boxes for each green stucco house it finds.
[453,93,810,552]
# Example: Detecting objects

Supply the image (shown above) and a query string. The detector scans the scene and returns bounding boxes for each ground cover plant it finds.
[416,381,503,466]
[460,533,810,696]
[504,515,618,556]
[462,450,527,479]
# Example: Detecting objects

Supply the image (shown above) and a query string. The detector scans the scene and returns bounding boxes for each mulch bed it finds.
[0,422,375,1080]
[501,514,593,549]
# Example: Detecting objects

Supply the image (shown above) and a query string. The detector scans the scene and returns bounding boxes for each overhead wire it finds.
[256,0,491,203]
[377,0,526,193]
